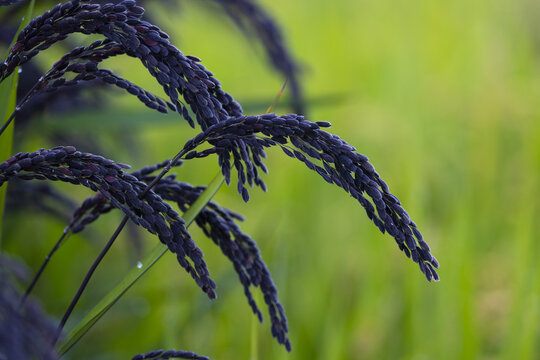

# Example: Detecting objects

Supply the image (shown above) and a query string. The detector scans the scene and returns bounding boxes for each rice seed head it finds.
[148,174,290,350]
[0,147,217,298]
[180,114,439,281]
[59,159,291,349]
[65,159,182,234]
[13,39,173,116]
[0,0,243,129]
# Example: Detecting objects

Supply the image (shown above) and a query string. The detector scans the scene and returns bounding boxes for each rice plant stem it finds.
[51,216,129,347]
[0,0,35,243]
[0,110,16,138]
[0,79,41,137]
[20,229,71,306]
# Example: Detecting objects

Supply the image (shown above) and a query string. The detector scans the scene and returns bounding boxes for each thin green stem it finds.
[20,229,71,306]
[51,216,129,347]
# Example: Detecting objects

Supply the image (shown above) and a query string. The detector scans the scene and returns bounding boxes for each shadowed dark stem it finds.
[0,78,41,137]
[51,216,129,347]
[0,110,16,137]
[20,228,71,306]
[0,63,65,138]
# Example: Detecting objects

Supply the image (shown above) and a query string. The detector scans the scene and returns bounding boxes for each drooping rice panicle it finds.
[4,39,172,125]
[0,0,243,130]
[180,114,440,281]
[146,173,290,350]
[44,160,291,349]
[0,146,217,298]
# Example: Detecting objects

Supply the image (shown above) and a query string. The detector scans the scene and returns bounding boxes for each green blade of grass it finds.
[57,172,225,356]
[0,73,17,246]
[0,0,35,247]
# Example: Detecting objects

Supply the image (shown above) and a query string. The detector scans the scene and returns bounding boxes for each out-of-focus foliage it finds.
[1,0,539,359]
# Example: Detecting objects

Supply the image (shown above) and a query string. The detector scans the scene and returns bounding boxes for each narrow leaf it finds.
[0,0,35,246]
[0,73,17,245]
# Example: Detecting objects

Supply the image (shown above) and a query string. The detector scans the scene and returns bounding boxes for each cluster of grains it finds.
[0,146,217,298]
[50,40,172,112]
[0,2,181,125]
[8,38,173,119]
[132,349,210,360]
[65,159,174,235]
[181,114,440,281]
[0,0,243,129]
[210,0,304,114]
[54,160,291,349]
[69,192,113,234]
[146,173,291,350]
[0,261,57,360]
[0,1,439,355]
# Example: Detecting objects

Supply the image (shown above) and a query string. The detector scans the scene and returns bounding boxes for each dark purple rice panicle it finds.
[146,174,290,350]
[132,349,210,360]
[208,0,304,114]
[0,0,437,355]
[69,192,114,234]
[5,39,172,120]
[68,159,178,234]
[0,146,217,298]
[0,0,243,130]
[0,0,183,124]
[24,160,178,261]
[60,160,176,236]
[0,31,109,127]
[46,159,290,349]
[0,260,57,360]
[180,114,440,281]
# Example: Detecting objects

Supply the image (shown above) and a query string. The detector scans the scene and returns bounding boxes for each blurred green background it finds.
[2,0,540,359]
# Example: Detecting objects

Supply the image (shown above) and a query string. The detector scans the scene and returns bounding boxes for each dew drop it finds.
[18,68,22,73]
[136,261,143,269]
